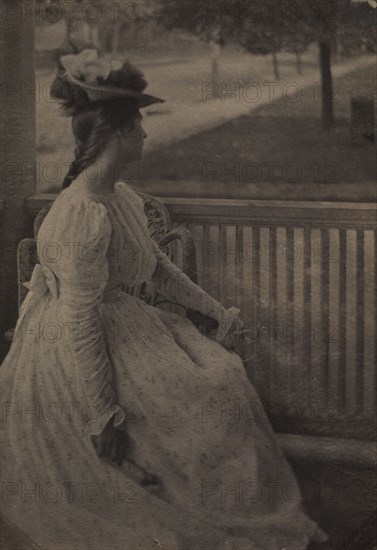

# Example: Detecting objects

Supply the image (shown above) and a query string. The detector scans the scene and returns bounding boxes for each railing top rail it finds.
[162,198,377,228]
[161,197,377,210]
[26,193,377,228]
[121,180,377,203]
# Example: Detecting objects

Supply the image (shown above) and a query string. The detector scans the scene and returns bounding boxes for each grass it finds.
[140,64,376,187]
[36,45,335,192]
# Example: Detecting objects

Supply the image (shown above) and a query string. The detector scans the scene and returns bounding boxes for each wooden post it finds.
[0,0,36,360]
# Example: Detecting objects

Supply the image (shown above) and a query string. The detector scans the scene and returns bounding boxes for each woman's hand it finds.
[221,314,244,351]
[91,416,132,466]
[212,307,244,351]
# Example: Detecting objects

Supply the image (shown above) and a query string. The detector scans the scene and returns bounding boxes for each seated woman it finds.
[0,49,327,550]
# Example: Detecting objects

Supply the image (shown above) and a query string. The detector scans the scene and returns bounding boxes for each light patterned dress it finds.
[0,182,325,549]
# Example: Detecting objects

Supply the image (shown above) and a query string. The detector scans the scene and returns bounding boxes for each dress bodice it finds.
[97,182,157,288]
[37,181,157,297]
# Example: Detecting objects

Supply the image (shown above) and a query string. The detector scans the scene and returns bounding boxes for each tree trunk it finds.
[272,50,280,80]
[112,22,120,56]
[65,18,75,45]
[333,36,341,64]
[295,51,302,75]
[133,19,141,49]
[319,40,334,129]
[89,26,99,48]
[209,39,221,97]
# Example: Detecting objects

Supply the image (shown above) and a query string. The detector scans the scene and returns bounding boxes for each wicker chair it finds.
[7,190,215,340]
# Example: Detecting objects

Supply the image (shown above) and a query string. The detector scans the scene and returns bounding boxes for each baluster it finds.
[252,226,261,324]
[188,223,202,285]
[356,230,365,414]
[293,228,305,411]
[360,227,376,422]
[328,229,341,414]
[321,228,330,404]
[235,224,244,312]
[219,224,226,306]
[303,226,312,406]
[202,224,210,294]
[269,226,278,405]
[250,226,261,394]
[276,227,288,408]
[286,227,295,407]
[338,229,347,412]
[346,230,357,415]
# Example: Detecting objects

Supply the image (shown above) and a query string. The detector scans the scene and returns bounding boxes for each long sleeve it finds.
[38,195,127,436]
[150,239,240,341]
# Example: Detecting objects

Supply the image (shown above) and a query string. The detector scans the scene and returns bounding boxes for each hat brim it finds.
[65,72,165,108]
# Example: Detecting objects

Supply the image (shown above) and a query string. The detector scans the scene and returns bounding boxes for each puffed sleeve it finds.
[150,239,240,342]
[38,195,127,436]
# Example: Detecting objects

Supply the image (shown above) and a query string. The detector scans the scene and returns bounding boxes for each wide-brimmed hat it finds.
[55,48,165,111]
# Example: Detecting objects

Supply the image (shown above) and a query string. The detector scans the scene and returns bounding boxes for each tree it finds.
[306,0,375,127]
[37,0,159,55]
[105,0,158,56]
[304,0,336,128]
[337,0,377,56]
[241,25,283,80]
[157,0,229,96]
[235,0,375,129]
[236,3,290,80]
[281,18,314,75]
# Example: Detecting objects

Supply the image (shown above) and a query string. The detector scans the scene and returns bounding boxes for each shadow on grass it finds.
[141,114,375,186]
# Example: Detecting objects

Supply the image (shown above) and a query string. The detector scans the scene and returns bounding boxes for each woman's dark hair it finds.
[50,61,144,189]
[61,99,140,189]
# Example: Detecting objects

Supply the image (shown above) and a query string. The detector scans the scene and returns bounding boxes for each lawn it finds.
[35,44,325,192]
[140,64,376,188]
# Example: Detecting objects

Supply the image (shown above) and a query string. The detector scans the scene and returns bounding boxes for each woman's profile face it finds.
[117,113,147,164]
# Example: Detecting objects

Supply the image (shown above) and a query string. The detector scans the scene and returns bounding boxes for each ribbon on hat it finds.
[15,264,58,335]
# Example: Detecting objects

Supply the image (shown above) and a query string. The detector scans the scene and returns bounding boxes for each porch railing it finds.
[164,198,377,440]
[27,195,377,441]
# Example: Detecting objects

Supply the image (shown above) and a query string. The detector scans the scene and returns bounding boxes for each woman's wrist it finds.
[215,306,242,344]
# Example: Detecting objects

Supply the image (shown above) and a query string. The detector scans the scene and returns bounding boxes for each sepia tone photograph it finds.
[0,0,376,548]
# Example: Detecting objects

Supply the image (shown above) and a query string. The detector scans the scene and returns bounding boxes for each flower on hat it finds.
[110,59,123,71]
[60,48,112,85]
[59,48,148,93]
